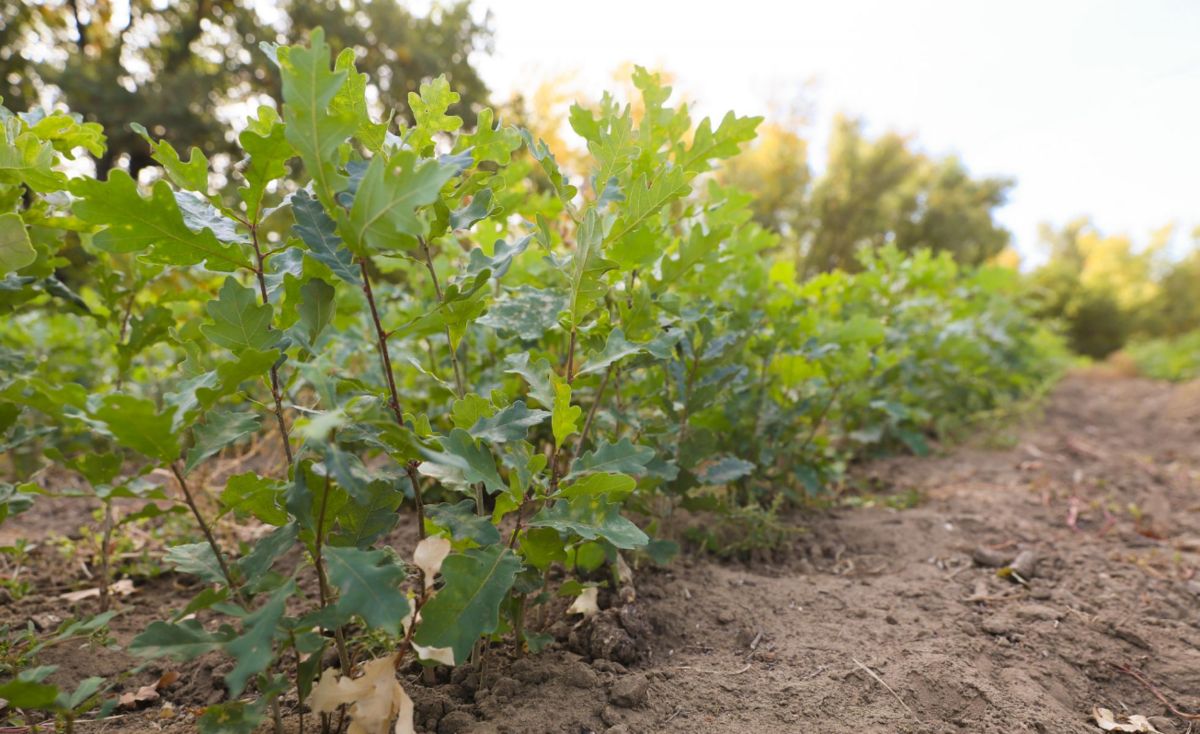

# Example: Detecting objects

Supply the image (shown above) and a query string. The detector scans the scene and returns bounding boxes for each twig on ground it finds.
[1107,662,1200,720]
[852,658,914,716]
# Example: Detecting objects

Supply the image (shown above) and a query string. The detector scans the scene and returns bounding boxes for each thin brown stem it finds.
[358,258,407,424]
[170,464,249,609]
[577,366,611,452]
[418,239,465,398]
[404,462,427,541]
[250,227,294,467]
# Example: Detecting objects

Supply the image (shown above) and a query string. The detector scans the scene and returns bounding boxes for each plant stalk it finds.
[418,238,465,398]
[250,227,294,467]
[170,463,249,609]
[314,473,352,673]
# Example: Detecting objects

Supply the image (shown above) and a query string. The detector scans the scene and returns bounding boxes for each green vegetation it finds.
[0,30,1064,734]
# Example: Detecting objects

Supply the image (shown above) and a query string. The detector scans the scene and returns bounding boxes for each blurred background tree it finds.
[721,113,1014,276]
[1,0,493,179]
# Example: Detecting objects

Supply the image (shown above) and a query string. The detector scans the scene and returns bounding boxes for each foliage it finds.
[0,32,1063,734]
[720,113,1015,274]
[2,0,493,179]
[1127,331,1200,382]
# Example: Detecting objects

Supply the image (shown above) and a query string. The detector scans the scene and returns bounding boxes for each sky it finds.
[468,0,1200,266]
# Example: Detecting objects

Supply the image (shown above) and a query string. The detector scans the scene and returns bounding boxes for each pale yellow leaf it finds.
[567,586,600,616]
[414,536,451,591]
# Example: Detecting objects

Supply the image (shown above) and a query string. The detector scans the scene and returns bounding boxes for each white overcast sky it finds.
[466,0,1200,265]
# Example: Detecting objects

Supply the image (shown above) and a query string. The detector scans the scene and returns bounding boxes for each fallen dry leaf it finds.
[119,685,160,709]
[1093,706,1161,733]
[155,671,179,689]
[58,579,136,602]
[311,654,412,734]
[567,587,600,616]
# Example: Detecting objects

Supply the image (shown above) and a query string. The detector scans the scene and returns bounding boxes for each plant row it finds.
[0,31,1063,733]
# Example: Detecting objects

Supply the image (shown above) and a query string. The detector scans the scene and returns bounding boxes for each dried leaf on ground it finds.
[311,653,412,734]
[1093,707,1161,733]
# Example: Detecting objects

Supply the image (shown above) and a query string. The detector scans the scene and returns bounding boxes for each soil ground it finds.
[3,370,1200,733]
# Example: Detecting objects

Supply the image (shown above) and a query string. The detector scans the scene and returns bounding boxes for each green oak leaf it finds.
[0,670,58,710]
[458,108,521,165]
[342,151,458,254]
[607,167,693,244]
[131,123,209,193]
[164,349,279,431]
[0,213,35,276]
[277,28,357,203]
[313,546,411,636]
[426,498,501,546]
[297,278,336,345]
[528,494,648,549]
[575,327,680,377]
[70,171,250,271]
[220,472,287,526]
[451,393,495,430]
[185,410,260,474]
[412,545,521,665]
[449,188,496,231]
[551,376,581,449]
[130,619,230,660]
[87,394,180,463]
[588,107,638,198]
[697,456,756,485]
[165,542,227,585]
[237,522,299,591]
[477,286,566,340]
[0,132,67,192]
[237,106,295,221]
[658,224,731,288]
[225,580,295,697]
[201,277,281,353]
[517,129,578,215]
[197,700,265,734]
[502,353,555,409]
[518,527,567,570]
[555,472,636,500]
[421,428,505,495]
[26,110,105,159]
[567,208,618,325]
[331,48,390,153]
[682,111,763,173]
[328,480,404,549]
[568,437,655,479]
[407,75,463,152]
[469,401,549,444]
[291,191,361,285]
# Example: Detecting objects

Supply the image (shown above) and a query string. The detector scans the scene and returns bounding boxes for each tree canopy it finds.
[2,0,493,178]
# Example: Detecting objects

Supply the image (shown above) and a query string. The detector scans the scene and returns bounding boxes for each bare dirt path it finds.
[5,371,1200,734]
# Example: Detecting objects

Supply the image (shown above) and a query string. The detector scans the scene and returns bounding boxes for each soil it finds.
[3,370,1200,734]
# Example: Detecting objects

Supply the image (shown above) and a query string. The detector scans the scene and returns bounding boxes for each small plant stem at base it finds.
[97,502,114,613]
[314,473,352,673]
[170,463,249,609]
[513,593,527,658]
[271,695,284,734]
